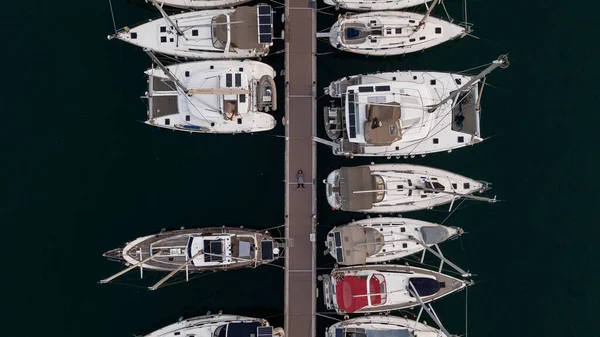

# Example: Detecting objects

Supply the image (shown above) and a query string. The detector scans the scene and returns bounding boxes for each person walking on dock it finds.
[297,170,305,190]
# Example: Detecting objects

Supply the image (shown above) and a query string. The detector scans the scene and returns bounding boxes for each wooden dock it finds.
[283,0,316,337]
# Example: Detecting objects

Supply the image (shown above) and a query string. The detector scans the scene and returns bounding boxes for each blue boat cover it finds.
[408,277,441,297]
[226,322,262,337]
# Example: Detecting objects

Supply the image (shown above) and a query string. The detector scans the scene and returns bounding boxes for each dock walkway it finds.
[283,0,317,337]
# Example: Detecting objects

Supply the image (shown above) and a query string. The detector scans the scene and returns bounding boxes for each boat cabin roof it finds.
[345,83,426,144]
[333,226,383,265]
[338,167,376,211]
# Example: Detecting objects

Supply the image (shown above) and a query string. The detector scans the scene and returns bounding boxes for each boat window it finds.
[211,15,227,49]
[344,329,366,337]
[234,73,241,87]
[214,326,227,337]
[375,85,391,92]
[374,175,385,202]
[358,86,374,93]
[226,74,233,87]
[239,94,246,103]
[425,181,445,193]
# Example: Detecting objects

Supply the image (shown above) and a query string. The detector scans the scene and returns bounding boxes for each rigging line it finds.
[458,62,492,75]
[465,283,469,337]
[463,0,468,26]
[108,0,117,34]
[440,197,466,225]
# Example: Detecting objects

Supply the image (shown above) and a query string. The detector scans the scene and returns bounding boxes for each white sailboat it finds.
[327,315,449,337]
[143,51,277,133]
[157,0,252,10]
[320,264,469,314]
[324,0,431,12]
[316,1,466,56]
[325,217,462,265]
[144,314,284,337]
[324,164,496,213]
[315,55,509,157]
[108,2,274,59]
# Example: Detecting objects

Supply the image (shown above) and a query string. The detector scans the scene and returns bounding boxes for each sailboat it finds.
[142,50,277,133]
[325,217,462,265]
[320,264,469,314]
[100,227,283,290]
[316,1,466,56]
[158,0,253,10]
[315,55,509,157]
[324,164,497,213]
[324,0,431,12]
[327,315,449,337]
[144,314,284,337]
[108,2,274,60]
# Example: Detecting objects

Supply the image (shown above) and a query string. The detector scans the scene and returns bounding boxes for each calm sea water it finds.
[1,0,597,336]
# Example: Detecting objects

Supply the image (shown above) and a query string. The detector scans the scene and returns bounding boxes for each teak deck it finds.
[284,1,316,337]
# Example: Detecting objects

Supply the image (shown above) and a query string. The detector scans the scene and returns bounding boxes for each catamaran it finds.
[100,227,282,290]
[316,1,466,56]
[325,164,497,213]
[142,51,277,133]
[324,0,431,12]
[320,264,469,314]
[108,1,274,59]
[144,313,284,337]
[327,315,450,337]
[315,55,509,157]
[158,0,253,10]
[325,217,462,265]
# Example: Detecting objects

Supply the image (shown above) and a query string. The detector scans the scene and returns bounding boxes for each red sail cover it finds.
[335,275,382,313]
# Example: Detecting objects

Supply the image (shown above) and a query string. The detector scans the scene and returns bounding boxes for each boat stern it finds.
[324,170,342,210]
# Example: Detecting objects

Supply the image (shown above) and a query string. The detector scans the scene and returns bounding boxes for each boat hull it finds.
[145,314,274,337]
[326,315,444,337]
[159,0,252,9]
[327,11,466,56]
[323,0,431,11]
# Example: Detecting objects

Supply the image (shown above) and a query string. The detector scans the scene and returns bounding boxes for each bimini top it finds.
[334,226,384,265]
[364,103,402,145]
[214,6,273,50]
[335,274,386,313]
[339,167,376,211]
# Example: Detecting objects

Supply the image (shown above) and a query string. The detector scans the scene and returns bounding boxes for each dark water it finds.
[1,0,597,336]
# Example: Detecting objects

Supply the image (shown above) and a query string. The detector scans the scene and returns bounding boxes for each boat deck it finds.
[284,0,316,337]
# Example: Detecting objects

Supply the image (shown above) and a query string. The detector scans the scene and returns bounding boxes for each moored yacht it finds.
[327,315,449,337]
[325,164,496,213]
[317,55,509,157]
[158,0,252,10]
[324,0,431,11]
[325,217,462,265]
[101,227,282,289]
[320,264,469,314]
[144,53,277,133]
[317,6,466,57]
[108,3,274,59]
[145,314,284,337]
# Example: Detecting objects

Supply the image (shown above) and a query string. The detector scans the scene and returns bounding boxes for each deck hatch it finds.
[334,232,342,247]
[204,240,223,262]
[348,93,357,138]
[261,240,274,260]
[257,5,273,44]
[257,326,273,337]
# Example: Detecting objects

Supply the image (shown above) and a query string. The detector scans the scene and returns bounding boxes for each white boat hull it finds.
[145,314,279,337]
[327,11,466,56]
[326,315,445,337]
[145,60,277,134]
[159,0,252,9]
[325,217,461,265]
[325,164,488,213]
[324,0,431,11]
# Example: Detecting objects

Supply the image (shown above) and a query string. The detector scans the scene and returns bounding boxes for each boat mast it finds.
[408,282,454,337]
[99,250,164,284]
[427,55,509,112]
[415,0,440,31]
[352,188,497,203]
[144,49,189,93]
[149,249,204,291]
[146,0,184,36]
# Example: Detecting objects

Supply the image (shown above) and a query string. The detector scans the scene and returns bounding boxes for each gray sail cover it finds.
[421,226,450,245]
[339,167,376,211]
[336,225,384,265]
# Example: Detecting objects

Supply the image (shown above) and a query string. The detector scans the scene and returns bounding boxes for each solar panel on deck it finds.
[348,94,357,138]
[261,240,274,260]
[257,326,273,337]
[336,247,344,263]
[257,5,273,44]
